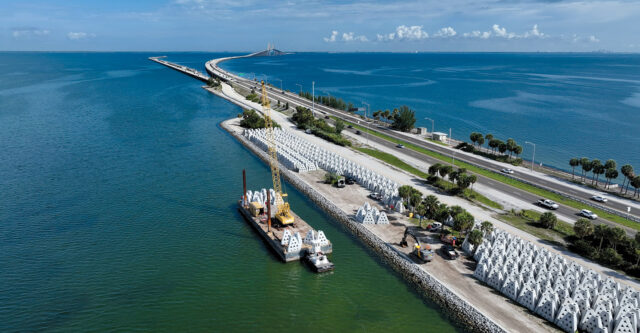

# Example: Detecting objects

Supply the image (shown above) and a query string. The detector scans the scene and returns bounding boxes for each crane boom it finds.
[261,81,294,225]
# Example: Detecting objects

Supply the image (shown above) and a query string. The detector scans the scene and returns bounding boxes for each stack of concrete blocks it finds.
[280,229,302,253]
[244,128,401,206]
[355,202,390,225]
[473,228,640,333]
[303,230,330,253]
[244,128,318,172]
[244,188,277,212]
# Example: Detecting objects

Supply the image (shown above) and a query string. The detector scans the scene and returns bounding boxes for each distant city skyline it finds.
[2,0,639,52]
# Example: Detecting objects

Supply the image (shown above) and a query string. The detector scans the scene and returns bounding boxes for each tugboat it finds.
[306,251,334,273]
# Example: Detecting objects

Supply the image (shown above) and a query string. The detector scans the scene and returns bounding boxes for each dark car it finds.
[346,177,356,185]
[356,130,362,135]
[325,115,330,119]
[441,244,459,260]
[347,125,353,128]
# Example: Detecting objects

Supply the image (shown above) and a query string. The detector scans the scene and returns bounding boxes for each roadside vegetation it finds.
[339,118,640,231]
[298,91,353,111]
[355,147,502,210]
[569,158,640,199]
[291,106,351,146]
[207,77,221,89]
[238,109,279,129]
[459,132,523,166]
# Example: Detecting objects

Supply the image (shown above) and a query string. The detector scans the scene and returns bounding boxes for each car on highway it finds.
[355,130,361,135]
[396,144,404,148]
[501,168,515,174]
[325,115,330,119]
[580,209,598,220]
[369,192,382,200]
[591,195,608,203]
[537,198,559,210]
[441,244,459,260]
[347,125,353,129]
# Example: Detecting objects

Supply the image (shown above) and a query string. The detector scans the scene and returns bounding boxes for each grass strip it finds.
[496,210,574,245]
[340,118,639,231]
[355,147,503,210]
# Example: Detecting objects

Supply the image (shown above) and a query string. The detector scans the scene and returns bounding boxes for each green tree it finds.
[428,163,442,177]
[488,139,500,155]
[604,159,616,170]
[480,221,494,235]
[239,109,266,129]
[606,227,626,251]
[484,134,494,147]
[391,105,416,132]
[409,190,423,211]
[605,168,619,189]
[422,195,440,219]
[434,203,450,222]
[538,212,558,229]
[580,158,592,182]
[398,185,413,205]
[334,119,345,134]
[468,229,484,253]
[415,204,427,227]
[600,247,623,267]
[590,159,603,185]
[439,165,453,179]
[506,138,517,159]
[594,224,609,252]
[453,211,475,235]
[632,176,640,198]
[620,164,634,194]
[569,158,580,180]
[498,142,508,155]
[574,218,594,239]
[513,145,523,159]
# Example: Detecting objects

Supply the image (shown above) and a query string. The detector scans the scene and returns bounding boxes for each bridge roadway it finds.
[204,54,640,231]
[149,56,209,82]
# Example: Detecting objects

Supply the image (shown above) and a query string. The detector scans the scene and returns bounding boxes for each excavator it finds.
[261,81,295,226]
[400,227,434,263]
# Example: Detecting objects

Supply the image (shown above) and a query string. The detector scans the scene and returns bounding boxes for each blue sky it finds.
[2,0,639,52]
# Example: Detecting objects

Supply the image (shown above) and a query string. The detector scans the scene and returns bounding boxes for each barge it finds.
[238,170,333,269]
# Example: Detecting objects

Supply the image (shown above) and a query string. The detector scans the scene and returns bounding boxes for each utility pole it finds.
[312,81,315,117]
[525,141,536,172]
[424,117,434,135]
[363,102,370,146]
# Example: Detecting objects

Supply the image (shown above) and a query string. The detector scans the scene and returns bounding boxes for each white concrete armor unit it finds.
[281,229,291,246]
[287,232,302,253]
[244,128,401,204]
[473,228,640,333]
[355,202,390,224]
[302,230,330,252]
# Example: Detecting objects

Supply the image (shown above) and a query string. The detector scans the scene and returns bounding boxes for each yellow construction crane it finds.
[262,81,295,225]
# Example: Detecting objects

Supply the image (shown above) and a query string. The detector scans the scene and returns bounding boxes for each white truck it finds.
[537,198,559,210]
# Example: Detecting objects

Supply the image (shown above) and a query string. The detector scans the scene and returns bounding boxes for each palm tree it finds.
[506,138,517,159]
[467,174,477,190]
[569,158,580,180]
[605,168,618,189]
[633,176,640,198]
[513,145,523,159]
[580,158,592,182]
[468,229,484,254]
[439,165,453,179]
[480,221,494,235]
[422,195,440,219]
[573,218,594,239]
[594,224,609,253]
[604,159,616,170]
[606,227,626,251]
[592,161,605,186]
[428,163,442,178]
[488,139,500,155]
[620,165,634,194]
[590,159,602,185]
[498,142,508,155]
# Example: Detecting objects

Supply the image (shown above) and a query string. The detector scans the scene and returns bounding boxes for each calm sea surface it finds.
[221,52,640,172]
[0,53,462,332]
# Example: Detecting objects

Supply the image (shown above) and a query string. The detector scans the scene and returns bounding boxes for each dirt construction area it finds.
[297,170,558,333]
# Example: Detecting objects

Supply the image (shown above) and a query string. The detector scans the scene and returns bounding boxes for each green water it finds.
[0,52,463,332]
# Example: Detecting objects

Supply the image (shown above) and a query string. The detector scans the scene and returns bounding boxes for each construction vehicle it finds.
[262,81,295,226]
[399,227,434,263]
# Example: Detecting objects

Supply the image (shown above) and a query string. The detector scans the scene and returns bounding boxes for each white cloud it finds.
[67,32,96,40]
[572,34,600,43]
[463,30,491,39]
[524,24,545,38]
[11,28,50,39]
[433,26,456,38]
[378,25,428,41]
[323,30,338,42]
[589,35,600,43]
[341,32,368,42]
[492,24,516,39]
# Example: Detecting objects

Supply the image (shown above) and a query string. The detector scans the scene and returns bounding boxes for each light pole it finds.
[295,83,302,94]
[525,141,536,172]
[363,102,370,145]
[424,117,434,134]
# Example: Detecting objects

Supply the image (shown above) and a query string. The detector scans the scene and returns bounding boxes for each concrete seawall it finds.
[221,119,505,333]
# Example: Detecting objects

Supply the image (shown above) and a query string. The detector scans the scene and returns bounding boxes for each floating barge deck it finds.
[237,201,332,262]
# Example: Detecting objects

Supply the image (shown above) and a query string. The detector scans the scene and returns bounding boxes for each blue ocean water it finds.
[220,53,640,172]
[0,52,462,332]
